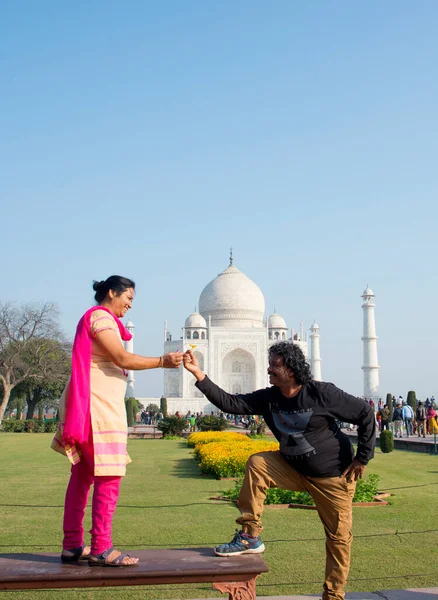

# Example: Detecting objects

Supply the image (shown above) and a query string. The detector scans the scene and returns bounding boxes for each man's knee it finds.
[324,510,353,543]
[245,452,271,473]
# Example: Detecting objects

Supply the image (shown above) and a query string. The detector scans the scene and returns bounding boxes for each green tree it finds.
[407,390,417,412]
[125,398,134,427]
[385,393,393,422]
[146,403,160,414]
[160,396,168,417]
[124,397,142,425]
[11,394,26,420]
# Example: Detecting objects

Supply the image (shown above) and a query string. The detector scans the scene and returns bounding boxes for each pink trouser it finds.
[63,439,121,555]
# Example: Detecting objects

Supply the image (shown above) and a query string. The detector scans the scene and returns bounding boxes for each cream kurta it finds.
[52,310,131,476]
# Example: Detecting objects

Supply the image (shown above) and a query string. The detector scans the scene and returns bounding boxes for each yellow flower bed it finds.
[187,431,248,448]
[197,439,279,479]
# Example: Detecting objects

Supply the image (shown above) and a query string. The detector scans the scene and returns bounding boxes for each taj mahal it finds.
[134,254,380,413]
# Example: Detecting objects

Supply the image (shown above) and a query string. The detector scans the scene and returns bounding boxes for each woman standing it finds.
[426,406,438,435]
[52,276,182,566]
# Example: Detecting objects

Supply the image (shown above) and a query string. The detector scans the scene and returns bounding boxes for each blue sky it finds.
[1,1,437,399]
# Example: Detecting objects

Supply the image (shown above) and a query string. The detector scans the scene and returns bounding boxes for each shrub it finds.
[187,431,247,448]
[2,420,26,432]
[2,419,57,433]
[380,430,394,453]
[34,420,46,433]
[223,473,380,505]
[160,397,168,417]
[157,416,188,438]
[222,479,314,504]
[44,420,57,433]
[196,415,227,432]
[353,473,380,502]
[24,420,36,433]
[197,439,279,478]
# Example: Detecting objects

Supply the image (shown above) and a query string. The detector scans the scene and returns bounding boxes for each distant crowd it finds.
[139,396,438,440]
[364,396,437,438]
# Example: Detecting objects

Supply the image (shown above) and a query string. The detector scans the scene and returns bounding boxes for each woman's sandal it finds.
[61,544,91,563]
[88,547,139,567]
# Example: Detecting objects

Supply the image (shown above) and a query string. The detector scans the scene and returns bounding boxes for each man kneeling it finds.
[183,342,376,600]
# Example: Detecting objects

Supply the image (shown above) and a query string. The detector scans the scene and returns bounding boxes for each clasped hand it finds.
[182,349,201,374]
[162,349,202,370]
[162,352,184,368]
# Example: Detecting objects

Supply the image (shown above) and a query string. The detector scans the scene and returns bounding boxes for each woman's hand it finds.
[163,352,183,369]
[183,350,205,382]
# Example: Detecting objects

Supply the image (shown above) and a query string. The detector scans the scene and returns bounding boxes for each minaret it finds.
[309,321,322,381]
[125,320,135,398]
[361,287,380,401]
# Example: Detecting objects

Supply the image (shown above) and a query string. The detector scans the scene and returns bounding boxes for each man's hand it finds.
[341,458,366,482]
[163,351,183,368]
[183,350,205,381]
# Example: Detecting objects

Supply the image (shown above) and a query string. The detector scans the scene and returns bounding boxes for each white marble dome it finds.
[362,287,374,296]
[267,312,287,329]
[199,262,265,328]
[184,312,207,328]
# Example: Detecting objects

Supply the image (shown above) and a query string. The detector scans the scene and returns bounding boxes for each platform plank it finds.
[0,547,269,591]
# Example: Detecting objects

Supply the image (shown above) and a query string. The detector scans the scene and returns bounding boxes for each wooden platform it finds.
[0,547,269,599]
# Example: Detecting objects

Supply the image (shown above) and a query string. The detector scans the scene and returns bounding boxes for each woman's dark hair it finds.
[268,341,313,384]
[92,275,136,303]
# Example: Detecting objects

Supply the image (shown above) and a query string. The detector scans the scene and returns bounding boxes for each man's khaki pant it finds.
[236,451,356,600]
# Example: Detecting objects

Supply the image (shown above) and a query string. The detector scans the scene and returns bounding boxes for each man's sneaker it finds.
[214,529,265,556]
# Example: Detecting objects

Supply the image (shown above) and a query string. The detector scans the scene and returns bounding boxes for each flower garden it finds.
[187,430,278,478]
[186,431,381,505]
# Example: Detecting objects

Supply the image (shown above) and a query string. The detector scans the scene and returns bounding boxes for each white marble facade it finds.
[156,256,321,415]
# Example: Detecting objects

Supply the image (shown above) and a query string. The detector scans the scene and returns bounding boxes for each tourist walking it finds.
[416,402,427,438]
[402,401,414,437]
[392,403,404,438]
[183,342,376,600]
[52,275,183,566]
[380,405,391,431]
[190,414,196,432]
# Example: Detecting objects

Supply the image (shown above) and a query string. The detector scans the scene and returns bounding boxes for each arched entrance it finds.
[222,349,256,394]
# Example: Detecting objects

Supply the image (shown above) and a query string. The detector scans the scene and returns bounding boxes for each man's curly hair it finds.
[268,342,313,384]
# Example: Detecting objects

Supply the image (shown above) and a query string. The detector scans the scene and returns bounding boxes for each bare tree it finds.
[11,339,71,419]
[0,302,70,423]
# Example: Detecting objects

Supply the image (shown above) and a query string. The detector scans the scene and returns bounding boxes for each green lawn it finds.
[0,434,437,599]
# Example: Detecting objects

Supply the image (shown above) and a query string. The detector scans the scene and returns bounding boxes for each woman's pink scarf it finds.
[62,306,132,447]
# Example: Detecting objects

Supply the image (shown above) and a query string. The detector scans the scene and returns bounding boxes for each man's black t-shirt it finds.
[196,377,376,477]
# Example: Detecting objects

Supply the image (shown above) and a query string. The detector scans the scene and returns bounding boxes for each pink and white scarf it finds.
[62,306,132,447]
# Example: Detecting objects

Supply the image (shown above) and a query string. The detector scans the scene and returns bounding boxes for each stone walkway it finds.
[178,590,438,599]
